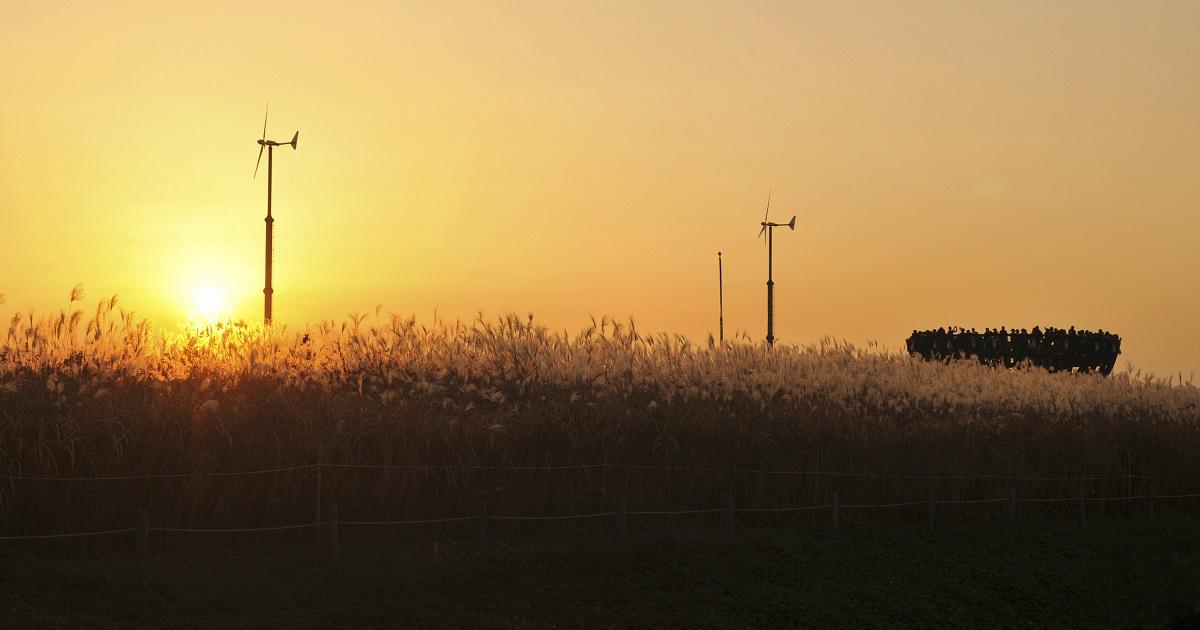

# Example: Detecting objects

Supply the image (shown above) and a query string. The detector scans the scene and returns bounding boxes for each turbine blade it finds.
[254,145,264,178]
[764,189,772,222]
[757,225,765,240]
[261,102,269,140]
[290,130,298,150]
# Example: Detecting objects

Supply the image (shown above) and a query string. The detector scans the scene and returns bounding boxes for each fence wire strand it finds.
[150,523,321,533]
[5,490,1196,540]
[3,463,318,481]
[341,516,479,526]
[6,461,1200,481]
[1085,494,1152,502]
[0,528,137,541]
[737,505,832,513]
[491,512,618,522]
[842,500,929,509]
[629,508,728,516]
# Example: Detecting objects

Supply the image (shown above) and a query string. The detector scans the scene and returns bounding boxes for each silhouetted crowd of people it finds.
[906,326,1122,374]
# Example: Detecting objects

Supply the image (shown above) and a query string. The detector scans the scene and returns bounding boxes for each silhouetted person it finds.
[906,325,1120,375]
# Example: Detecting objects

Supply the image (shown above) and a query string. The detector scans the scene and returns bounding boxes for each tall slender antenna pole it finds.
[766,226,775,347]
[264,145,274,325]
[718,251,724,344]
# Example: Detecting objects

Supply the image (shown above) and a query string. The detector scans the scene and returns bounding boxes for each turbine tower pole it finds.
[253,103,297,326]
[766,226,775,347]
[264,145,274,325]
[718,251,724,344]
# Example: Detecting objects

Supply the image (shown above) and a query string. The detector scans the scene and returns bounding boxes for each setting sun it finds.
[190,286,230,323]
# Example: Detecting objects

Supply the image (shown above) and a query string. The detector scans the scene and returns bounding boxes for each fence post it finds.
[811,454,821,527]
[831,493,839,534]
[136,508,149,572]
[327,504,339,567]
[1077,489,1087,530]
[1127,454,1133,519]
[927,494,936,533]
[1009,487,1017,525]
[601,460,608,510]
[314,446,323,552]
[477,500,489,551]
[617,498,628,543]
[723,494,735,538]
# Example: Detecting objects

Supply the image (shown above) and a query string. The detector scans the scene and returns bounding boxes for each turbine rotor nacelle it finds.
[256,133,299,148]
[761,217,796,229]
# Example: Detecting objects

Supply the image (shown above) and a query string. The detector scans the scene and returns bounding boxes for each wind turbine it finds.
[254,103,299,325]
[756,190,796,347]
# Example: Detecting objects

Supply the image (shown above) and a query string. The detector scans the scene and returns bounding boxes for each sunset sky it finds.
[2,1,1197,375]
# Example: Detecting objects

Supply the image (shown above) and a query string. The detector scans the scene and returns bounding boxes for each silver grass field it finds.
[1,288,1198,536]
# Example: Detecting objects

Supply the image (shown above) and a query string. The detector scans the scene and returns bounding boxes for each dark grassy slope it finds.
[3,520,1200,629]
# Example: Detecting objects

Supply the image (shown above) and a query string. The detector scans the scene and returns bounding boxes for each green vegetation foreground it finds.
[3,521,1200,629]
[2,292,1200,535]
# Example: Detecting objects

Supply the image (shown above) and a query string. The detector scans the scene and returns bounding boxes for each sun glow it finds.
[190,286,230,323]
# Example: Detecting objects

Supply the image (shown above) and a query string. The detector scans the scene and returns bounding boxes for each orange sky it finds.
[2,1,1198,376]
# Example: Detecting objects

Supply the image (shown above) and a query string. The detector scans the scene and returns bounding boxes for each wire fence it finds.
[3,490,1195,543]
[4,460,1200,553]
[5,461,1200,481]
